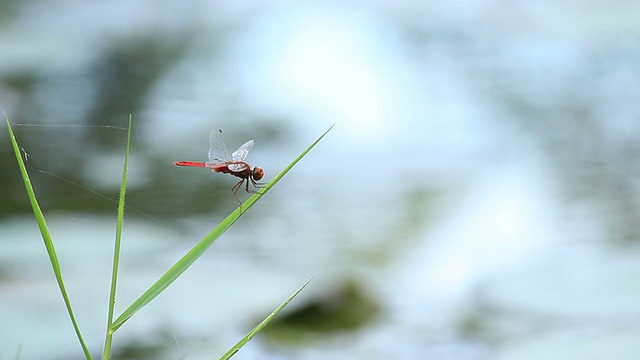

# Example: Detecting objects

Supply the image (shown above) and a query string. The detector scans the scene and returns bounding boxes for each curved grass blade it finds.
[240,123,335,210]
[220,278,313,360]
[111,124,335,331]
[5,115,93,360]
[102,116,132,360]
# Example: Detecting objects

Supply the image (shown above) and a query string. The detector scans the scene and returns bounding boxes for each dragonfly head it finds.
[252,167,264,181]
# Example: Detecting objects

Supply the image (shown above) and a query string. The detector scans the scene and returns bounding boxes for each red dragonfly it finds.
[173,129,265,205]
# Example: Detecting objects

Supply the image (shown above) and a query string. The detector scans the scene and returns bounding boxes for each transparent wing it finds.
[231,140,255,161]
[207,129,231,164]
[228,163,249,172]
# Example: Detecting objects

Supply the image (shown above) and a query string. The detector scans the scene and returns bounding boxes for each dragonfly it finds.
[173,129,265,206]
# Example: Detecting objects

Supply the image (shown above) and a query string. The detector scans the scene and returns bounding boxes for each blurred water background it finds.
[2,1,640,359]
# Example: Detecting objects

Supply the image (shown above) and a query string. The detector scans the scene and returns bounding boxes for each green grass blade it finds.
[240,123,335,210]
[102,116,132,359]
[219,278,313,360]
[110,124,334,332]
[4,115,93,360]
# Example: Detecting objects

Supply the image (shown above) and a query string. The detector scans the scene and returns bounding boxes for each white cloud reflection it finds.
[231,4,422,144]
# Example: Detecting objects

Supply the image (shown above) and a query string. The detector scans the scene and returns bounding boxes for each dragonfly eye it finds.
[252,167,264,181]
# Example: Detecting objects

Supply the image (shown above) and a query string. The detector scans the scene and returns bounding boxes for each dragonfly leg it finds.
[244,178,265,194]
[251,178,266,188]
[245,178,257,193]
[232,179,244,206]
